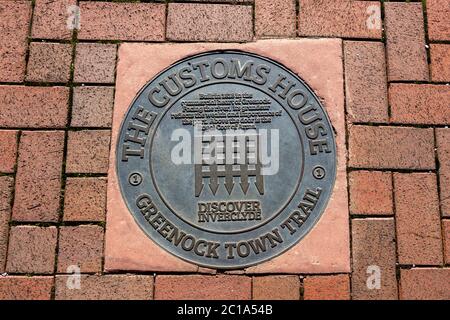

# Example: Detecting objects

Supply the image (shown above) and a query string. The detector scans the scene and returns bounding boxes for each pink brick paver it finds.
[0,86,69,128]
[400,269,450,300]
[390,84,450,125]
[385,2,429,81]
[351,219,398,300]
[0,130,18,173]
[55,275,153,300]
[66,130,111,174]
[155,275,251,300]
[13,131,65,222]
[252,276,300,300]
[6,226,57,274]
[349,171,393,216]
[71,86,114,128]
[0,276,53,300]
[298,0,382,39]
[0,176,13,273]
[344,41,388,123]
[303,275,350,300]
[74,43,117,84]
[349,126,435,170]
[427,0,450,41]
[394,173,443,265]
[436,129,450,217]
[32,0,76,40]
[167,3,253,42]
[57,225,104,273]
[430,44,450,82]
[255,0,296,37]
[63,177,107,222]
[444,220,450,264]
[77,2,165,41]
[0,1,32,82]
[26,42,72,83]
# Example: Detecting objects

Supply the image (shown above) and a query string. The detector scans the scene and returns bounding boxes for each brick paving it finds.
[0,0,448,300]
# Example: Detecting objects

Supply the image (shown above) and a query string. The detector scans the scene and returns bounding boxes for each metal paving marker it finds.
[116,51,337,269]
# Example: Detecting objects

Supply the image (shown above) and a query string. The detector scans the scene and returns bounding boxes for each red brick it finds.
[63,178,107,222]
[13,131,64,222]
[26,42,72,83]
[444,220,450,265]
[71,86,114,128]
[77,2,165,41]
[74,43,116,84]
[351,218,398,300]
[427,0,450,41]
[390,84,450,125]
[298,0,382,39]
[348,125,435,170]
[437,129,450,217]
[0,130,18,173]
[55,275,153,300]
[32,0,76,40]
[255,0,296,37]
[252,276,300,300]
[0,86,69,128]
[167,3,253,42]
[190,0,251,2]
[394,173,443,265]
[6,226,57,274]
[430,44,450,82]
[303,275,350,300]
[57,225,104,273]
[385,3,429,81]
[66,130,110,174]
[344,41,388,123]
[155,275,251,300]
[0,276,53,300]
[400,268,450,300]
[349,171,393,215]
[0,177,13,273]
[0,1,32,82]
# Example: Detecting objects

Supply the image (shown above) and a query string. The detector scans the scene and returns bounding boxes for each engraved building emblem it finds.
[195,133,264,197]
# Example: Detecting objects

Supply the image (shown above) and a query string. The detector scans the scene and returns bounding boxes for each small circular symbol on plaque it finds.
[116,51,337,269]
[313,166,326,180]
[128,173,142,186]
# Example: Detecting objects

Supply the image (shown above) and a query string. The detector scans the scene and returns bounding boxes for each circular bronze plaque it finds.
[116,51,336,269]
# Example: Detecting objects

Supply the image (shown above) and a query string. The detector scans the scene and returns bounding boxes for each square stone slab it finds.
[105,39,350,273]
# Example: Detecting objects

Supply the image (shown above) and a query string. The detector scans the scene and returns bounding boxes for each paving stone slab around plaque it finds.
[105,40,350,273]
